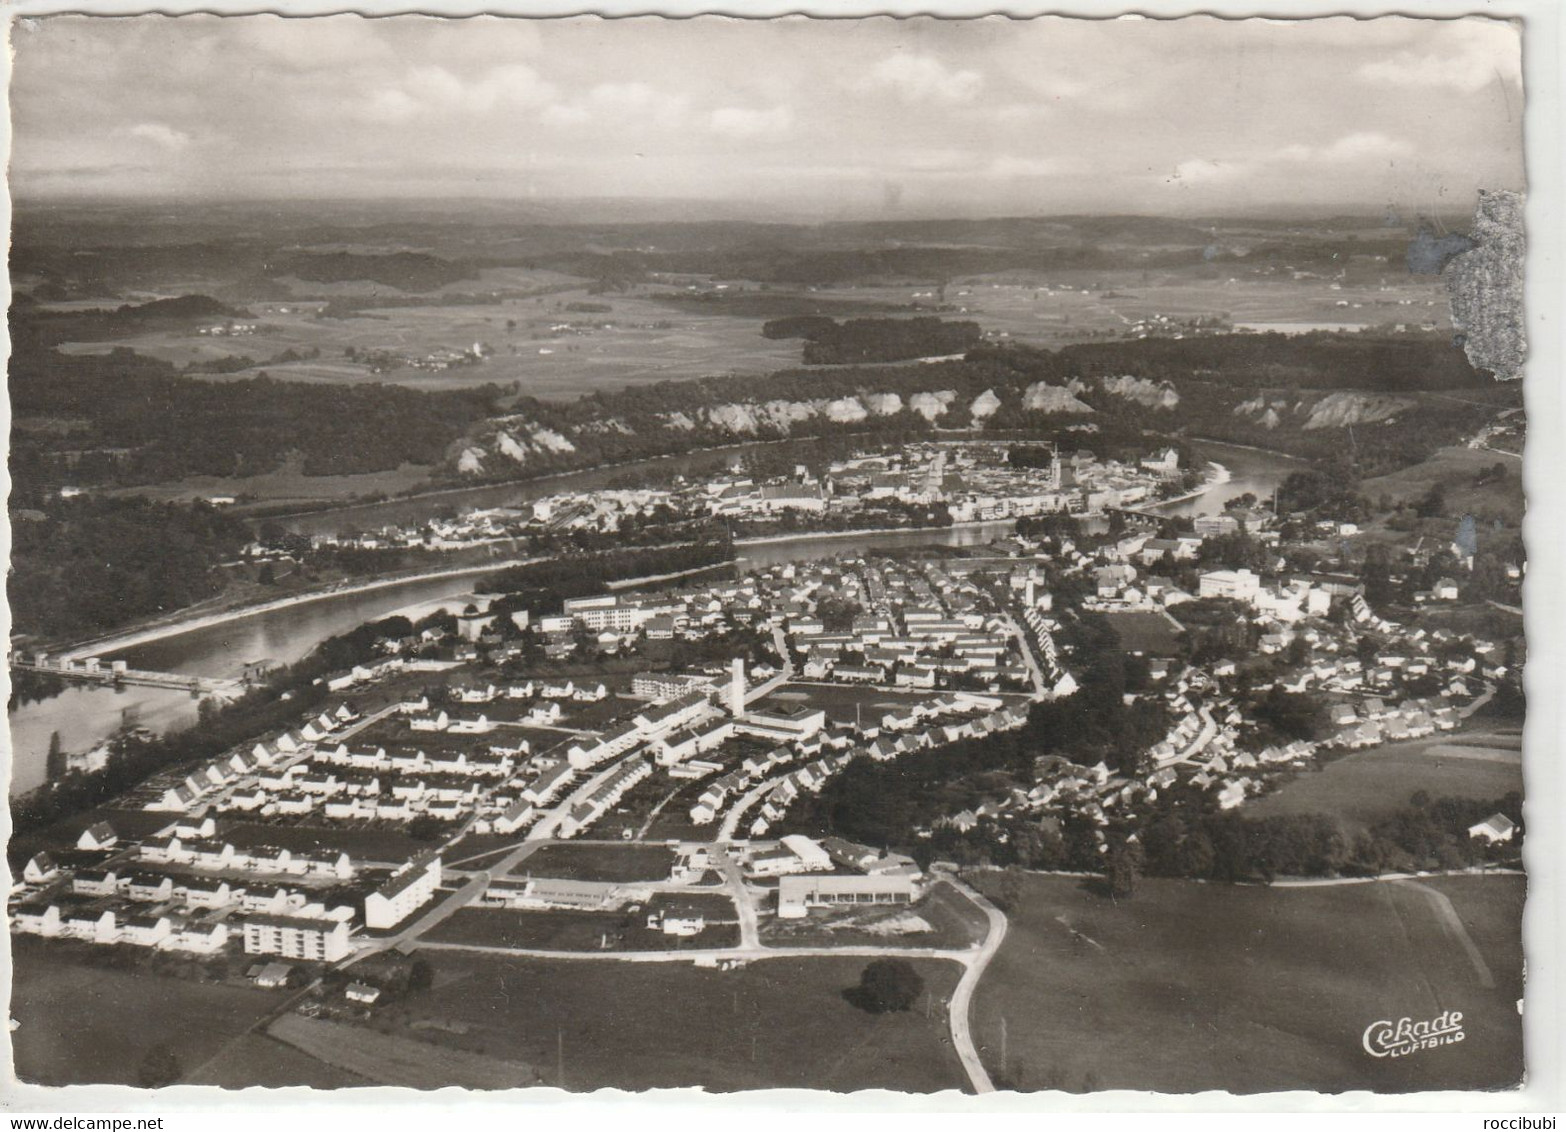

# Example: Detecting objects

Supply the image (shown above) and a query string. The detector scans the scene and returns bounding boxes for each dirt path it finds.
[1396,879,1497,989]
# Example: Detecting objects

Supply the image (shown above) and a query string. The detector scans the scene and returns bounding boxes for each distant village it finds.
[262,441,1199,558]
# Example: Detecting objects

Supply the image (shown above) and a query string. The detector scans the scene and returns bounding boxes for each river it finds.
[1150,438,1305,518]
[6,438,1299,794]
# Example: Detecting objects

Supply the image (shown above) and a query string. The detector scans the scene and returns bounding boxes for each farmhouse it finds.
[1468,813,1517,844]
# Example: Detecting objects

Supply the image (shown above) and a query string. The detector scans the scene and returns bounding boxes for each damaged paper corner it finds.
[1447,189,1527,382]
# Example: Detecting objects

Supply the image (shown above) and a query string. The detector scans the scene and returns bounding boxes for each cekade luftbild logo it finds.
[1362,1010,1466,1058]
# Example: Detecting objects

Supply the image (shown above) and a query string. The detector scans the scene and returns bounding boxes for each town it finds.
[11,477,1519,1043]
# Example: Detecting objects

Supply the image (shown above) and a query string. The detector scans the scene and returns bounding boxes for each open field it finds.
[1361,445,1524,528]
[759,879,989,951]
[423,905,741,952]
[267,1013,537,1089]
[758,681,1029,729]
[104,456,438,507]
[968,871,1524,1093]
[184,1032,372,1089]
[56,285,804,397]
[1102,609,1184,656]
[1247,730,1523,828]
[47,259,1451,405]
[399,950,969,1092]
[9,943,288,1086]
[513,841,678,883]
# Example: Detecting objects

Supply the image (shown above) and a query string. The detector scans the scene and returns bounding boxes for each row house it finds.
[521,762,575,805]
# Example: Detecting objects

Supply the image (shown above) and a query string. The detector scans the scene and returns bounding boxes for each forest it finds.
[757,315,982,365]
[7,344,505,488]
[7,495,250,641]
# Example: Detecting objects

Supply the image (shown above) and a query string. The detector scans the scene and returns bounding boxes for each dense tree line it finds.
[7,496,250,640]
[277,251,476,292]
[7,345,504,488]
[476,539,735,610]
[782,613,1168,848]
[799,318,982,365]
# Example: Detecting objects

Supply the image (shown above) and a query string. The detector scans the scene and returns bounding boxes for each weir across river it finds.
[11,657,243,697]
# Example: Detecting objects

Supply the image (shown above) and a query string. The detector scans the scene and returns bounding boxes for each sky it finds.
[7,14,1526,218]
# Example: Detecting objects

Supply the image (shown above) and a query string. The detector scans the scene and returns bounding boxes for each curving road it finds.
[940,876,1008,1094]
[403,871,1009,1095]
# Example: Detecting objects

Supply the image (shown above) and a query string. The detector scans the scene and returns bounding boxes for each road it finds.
[713,842,761,949]
[939,876,1008,1094]
[741,624,796,707]
[526,750,641,840]
[398,867,1008,1096]
[1000,611,1049,701]
[716,769,794,842]
[351,839,548,961]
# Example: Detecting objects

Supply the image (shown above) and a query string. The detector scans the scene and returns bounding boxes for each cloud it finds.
[1165,132,1416,190]
[1166,158,1240,185]
[126,122,192,151]
[1357,23,1520,94]
[989,156,1066,178]
[1275,132,1415,165]
[360,63,557,123]
[708,105,793,138]
[543,82,691,129]
[860,53,984,104]
[1359,43,1519,94]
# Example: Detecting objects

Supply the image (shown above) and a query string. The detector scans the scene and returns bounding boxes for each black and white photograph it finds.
[0,5,1553,1108]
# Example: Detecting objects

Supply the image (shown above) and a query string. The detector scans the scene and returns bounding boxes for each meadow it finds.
[967,871,1524,1094]
[394,950,970,1092]
[1247,730,1522,829]
[9,943,288,1086]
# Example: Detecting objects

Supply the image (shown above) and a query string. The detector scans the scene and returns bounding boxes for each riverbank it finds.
[1145,461,1231,511]
[1183,435,1312,463]
[55,559,537,663]
[734,521,971,549]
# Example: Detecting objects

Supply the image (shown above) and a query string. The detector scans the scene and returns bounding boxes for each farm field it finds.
[8,944,288,1086]
[56,285,804,398]
[398,950,970,1092]
[967,871,1524,1093]
[1247,730,1523,828]
[513,841,678,883]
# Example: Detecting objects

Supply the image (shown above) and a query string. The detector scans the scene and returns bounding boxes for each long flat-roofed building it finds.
[776,872,921,919]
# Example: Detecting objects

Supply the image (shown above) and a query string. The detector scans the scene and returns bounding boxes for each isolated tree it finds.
[406,815,445,842]
[1106,841,1145,900]
[45,731,67,782]
[137,1043,182,1088]
[408,957,435,992]
[257,562,277,586]
[852,958,925,1014]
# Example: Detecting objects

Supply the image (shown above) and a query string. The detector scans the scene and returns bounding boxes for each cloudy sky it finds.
[8,14,1524,217]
